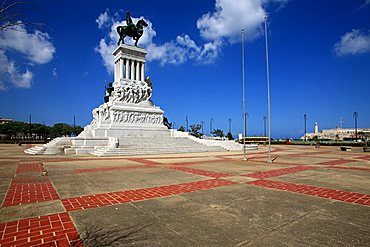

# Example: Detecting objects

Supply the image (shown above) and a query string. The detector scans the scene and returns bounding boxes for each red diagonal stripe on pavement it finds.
[247,180,370,206]
[61,179,236,212]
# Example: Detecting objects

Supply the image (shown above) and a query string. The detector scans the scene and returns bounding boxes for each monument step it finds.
[91,147,225,157]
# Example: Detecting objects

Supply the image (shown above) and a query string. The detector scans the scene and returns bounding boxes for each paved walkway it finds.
[0,144,369,246]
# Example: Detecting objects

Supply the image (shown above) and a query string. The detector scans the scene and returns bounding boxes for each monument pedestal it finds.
[77,44,169,140]
[86,101,168,138]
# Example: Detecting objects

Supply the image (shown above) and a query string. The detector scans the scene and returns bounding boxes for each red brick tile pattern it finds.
[2,179,59,207]
[0,161,17,166]
[0,213,83,247]
[289,151,332,157]
[167,158,236,167]
[317,159,354,166]
[0,174,13,178]
[354,155,370,161]
[328,166,370,172]
[125,158,161,165]
[169,166,232,178]
[243,166,314,179]
[61,179,236,212]
[74,165,153,174]
[247,180,370,206]
[16,163,43,174]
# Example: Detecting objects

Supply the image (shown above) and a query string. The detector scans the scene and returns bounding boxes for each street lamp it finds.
[353,112,358,141]
[73,115,76,137]
[304,114,307,142]
[242,29,247,161]
[186,116,189,132]
[210,118,214,136]
[29,113,32,139]
[264,16,272,163]
[228,118,232,133]
[201,121,204,135]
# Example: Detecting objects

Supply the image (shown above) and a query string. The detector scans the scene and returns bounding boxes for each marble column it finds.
[125,58,129,79]
[141,62,145,81]
[114,61,118,82]
[130,60,135,80]
[119,59,124,80]
[136,61,140,81]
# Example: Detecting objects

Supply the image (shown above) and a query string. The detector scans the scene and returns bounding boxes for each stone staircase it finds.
[91,136,225,156]
[24,137,71,155]
[187,136,243,151]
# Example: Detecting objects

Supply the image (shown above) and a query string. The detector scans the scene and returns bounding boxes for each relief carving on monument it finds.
[112,110,163,125]
[111,79,152,104]
[91,104,111,125]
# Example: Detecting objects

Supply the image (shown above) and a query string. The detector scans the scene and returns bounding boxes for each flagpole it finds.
[264,16,272,163]
[242,29,246,161]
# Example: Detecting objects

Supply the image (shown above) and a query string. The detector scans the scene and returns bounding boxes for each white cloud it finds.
[334,29,370,56]
[52,67,57,77]
[95,13,222,72]
[197,0,289,42]
[8,62,33,88]
[0,82,6,91]
[0,25,54,90]
[146,35,222,65]
[96,9,111,29]
[95,1,288,71]
[360,0,370,9]
[0,24,55,64]
[197,0,266,42]
[95,38,116,74]
[0,50,33,90]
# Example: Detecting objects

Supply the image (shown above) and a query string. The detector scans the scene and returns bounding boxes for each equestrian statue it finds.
[117,12,148,46]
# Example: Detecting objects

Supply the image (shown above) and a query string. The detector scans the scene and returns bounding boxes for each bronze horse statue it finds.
[116,19,148,46]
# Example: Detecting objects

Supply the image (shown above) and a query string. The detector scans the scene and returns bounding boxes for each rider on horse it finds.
[125,12,136,34]
[116,11,148,46]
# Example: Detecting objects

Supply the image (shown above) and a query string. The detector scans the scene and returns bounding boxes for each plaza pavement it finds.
[0,144,369,246]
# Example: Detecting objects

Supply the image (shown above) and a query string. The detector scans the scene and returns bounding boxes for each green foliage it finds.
[50,123,72,137]
[212,129,224,137]
[0,121,83,140]
[190,124,203,138]
[178,126,186,132]
[226,132,233,140]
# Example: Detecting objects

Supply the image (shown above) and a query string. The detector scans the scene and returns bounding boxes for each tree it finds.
[178,126,186,132]
[190,124,202,138]
[0,120,83,140]
[0,1,36,31]
[212,129,224,138]
[226,132,233,140]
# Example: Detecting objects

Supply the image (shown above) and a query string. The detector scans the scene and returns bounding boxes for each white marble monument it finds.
[79,44,168,139]
[24,44,234,156]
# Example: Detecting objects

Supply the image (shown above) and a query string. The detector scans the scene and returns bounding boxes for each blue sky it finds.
[0,0,369,138]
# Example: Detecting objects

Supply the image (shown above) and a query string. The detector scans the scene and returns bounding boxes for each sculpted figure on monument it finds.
[110,80,152,104]
[117,12,148,46]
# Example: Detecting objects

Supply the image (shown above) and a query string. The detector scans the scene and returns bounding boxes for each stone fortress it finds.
[25,43,241,156]
[302,122,370,140]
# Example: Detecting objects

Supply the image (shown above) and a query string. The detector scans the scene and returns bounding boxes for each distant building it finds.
[302,125,370,140]
[0,118,15,124]
[314,122,319,134]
